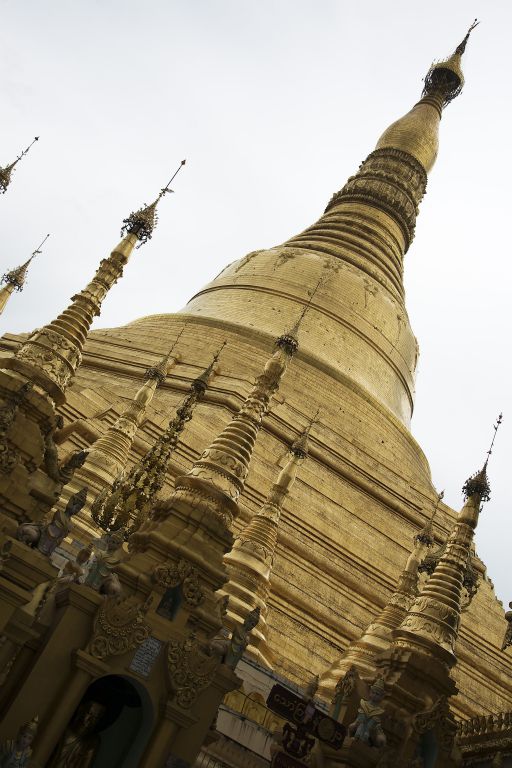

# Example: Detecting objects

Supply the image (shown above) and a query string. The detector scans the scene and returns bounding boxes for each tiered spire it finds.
[284,23,477,303]
[8,165,185,404]
[55,342,181,538]
[152,325,301,532]
[85,343,179,473]
[219,420,313,668]
[91,345,222,536]
[319,495,440,698]
[0,235,49,316]
[393,414,501,666]
[0,137,39,194]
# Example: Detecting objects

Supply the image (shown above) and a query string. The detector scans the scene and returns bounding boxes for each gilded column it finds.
[219,423,311,668]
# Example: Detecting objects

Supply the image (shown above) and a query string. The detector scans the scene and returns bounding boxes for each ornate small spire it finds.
[9,175,181,402]
[0,137,39,194]
[394,416,502,665]
[0,234,49,317]
[414,490,443,547]
[91,345,222,536]
[319,507,437,695]
[219,421,312,667]
[144,327,186,384]
[1,234,49,292]
[120,160,186,246]
[165,327,300,531]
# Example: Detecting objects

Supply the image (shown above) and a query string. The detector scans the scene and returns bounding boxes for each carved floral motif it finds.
[151,559,205,608]
[167,633,221,708]
[88,595,152,660]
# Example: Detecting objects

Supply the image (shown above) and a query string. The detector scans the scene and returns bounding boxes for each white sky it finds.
[2,0,511,605]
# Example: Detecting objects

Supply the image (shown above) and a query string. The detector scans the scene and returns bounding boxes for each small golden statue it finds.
[47,701,105,768]
[0,715,38,767]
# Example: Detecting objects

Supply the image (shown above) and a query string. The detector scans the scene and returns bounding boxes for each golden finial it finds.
[277,273,326,353]
[1,234,50,292]
[414,490,443,547]
[291,411,319,460]
[422,21,478,107]
[193,340,226,390]
[455,19,479,56]
[0,137,39,194]
[121,159,186,246]
[144,325,186,383]
[462,413,502,503]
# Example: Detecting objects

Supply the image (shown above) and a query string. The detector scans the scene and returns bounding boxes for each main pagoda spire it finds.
[183,26,477,426]
[285,22,477,302]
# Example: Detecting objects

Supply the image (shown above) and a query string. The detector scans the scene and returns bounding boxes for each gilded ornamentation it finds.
[0,383,33,474]
[413,697,456,754]
[324,147,427,251]
[121,161,185,246]
[91,349,219,536]
[332,665,357,710]
[167,632,221,708]
[0,137,38,194]
[87,594,152,660]
[152,559,205,608]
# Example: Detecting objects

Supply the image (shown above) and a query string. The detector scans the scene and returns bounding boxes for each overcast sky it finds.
[2,0,511,605]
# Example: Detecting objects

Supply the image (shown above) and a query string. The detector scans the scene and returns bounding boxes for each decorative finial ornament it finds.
[121,159,186,246]
[0,137,39,194]
[277,273,327,354]
[455,18,480,56]
[422,20,478,106]
[414,490,443,547]
[461,413,502,503]
[144,325,186,383]
[1,234,50,292]
[291,411,318,460]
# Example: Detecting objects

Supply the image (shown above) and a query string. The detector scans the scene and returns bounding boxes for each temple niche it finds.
[1,18,512,768]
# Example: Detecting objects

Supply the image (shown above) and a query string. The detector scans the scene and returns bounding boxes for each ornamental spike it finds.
[0,137,39,194]
[121,159,187,247]
[1,234,50,293]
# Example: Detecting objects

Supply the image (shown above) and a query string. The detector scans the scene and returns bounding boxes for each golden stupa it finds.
[0,20,510,768]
